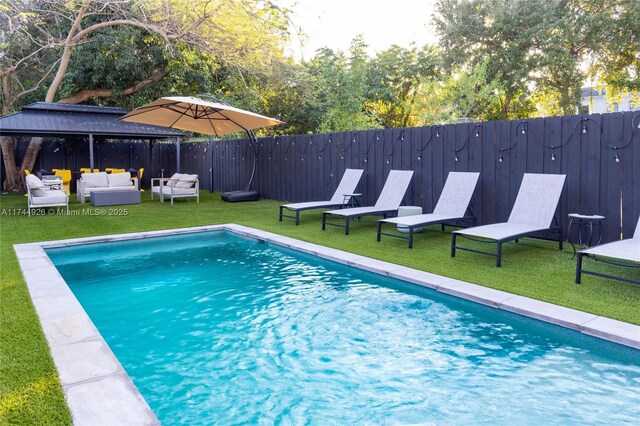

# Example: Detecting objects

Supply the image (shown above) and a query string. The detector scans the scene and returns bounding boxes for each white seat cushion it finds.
[107,172,133,187]
[82,172,109,188]
[174,174,198,189]
[166,173,185,186]
[25,174,47,196]
[30,190,67,205]
[152,186,197,196]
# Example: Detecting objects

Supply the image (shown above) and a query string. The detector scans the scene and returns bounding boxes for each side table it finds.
[343,193,362,208]
[397,206,423,233]
[567,213,605,256]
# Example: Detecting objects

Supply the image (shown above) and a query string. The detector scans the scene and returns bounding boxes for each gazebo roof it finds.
[0,102,184,139]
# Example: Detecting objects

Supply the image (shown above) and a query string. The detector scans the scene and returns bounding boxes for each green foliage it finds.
[433,0,639,118]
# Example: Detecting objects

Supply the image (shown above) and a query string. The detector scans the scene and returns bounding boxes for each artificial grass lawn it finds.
[1,191,638,424]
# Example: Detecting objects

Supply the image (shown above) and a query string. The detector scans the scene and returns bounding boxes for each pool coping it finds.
[14,224,640,424]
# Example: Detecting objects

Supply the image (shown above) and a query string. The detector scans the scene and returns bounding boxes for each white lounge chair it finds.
[322,170,414,235]
[25,174,69,216]
[377,172,480,248]
[451,173,566,266]
[279,168,364,225]
[576,215,640,285]
[151,173,199,204]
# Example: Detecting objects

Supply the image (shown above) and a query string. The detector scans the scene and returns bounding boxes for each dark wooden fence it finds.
[7,111,640,242]
[212,111,640,243]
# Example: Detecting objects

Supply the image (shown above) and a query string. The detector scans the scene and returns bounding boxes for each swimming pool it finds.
[45,230,640,424]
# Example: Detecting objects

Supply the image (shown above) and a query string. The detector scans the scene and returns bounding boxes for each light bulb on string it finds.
[551,151,556,161]
[521,126,526,135]
[376,134,380,141]
[582,123,587,134]
[614,148,620,163]
[436,131,440,138]
[417,154,422,161]
[454,154,459,162]
[498,154,503,163]
[364,157,368,163]
[386,157,391,164]
[475,129,480,137]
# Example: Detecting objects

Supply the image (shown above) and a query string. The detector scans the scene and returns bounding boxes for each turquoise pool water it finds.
[47,231,640,425]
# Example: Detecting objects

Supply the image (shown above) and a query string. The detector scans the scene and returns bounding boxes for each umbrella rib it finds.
[214,109,249,132]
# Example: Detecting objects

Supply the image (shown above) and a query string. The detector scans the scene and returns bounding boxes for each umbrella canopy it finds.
[118,96,282,136]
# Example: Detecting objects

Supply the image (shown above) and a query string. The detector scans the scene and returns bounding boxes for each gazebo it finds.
[0,102,185,180]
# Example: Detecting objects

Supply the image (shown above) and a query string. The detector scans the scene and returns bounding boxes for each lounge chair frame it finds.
[576,254,640,285]
[575,217,640,284]
[279,169,364,225]
[321,170,414,235]
[378,213,477,248]
[376,171,481,248]
[451,222,563,267]
[450,173,566,267]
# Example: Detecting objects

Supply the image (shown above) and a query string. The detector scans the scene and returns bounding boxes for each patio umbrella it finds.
[119,96,283,201]
[119,96,282,137]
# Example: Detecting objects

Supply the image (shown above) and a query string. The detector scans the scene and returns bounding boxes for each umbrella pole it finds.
[244,130,258,192]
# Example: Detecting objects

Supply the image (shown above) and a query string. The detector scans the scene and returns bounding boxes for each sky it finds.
[277,0,439,60]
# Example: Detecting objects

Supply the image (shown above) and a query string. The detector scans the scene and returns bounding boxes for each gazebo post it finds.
[89,133,94,170]
[176,136,181,173]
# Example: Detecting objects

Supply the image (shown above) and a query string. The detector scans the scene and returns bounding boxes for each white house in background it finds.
[579,88,639,114]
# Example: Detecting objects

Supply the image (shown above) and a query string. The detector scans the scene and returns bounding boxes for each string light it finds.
[614,148,620,163]
[475,129,480,137]
[582,122,587,134]
[417,154,422,161]
[364,157,368,163]
[436,131,440,138]
[551,151,556,161]
[521,126,526,135]
[454,154,459,162]
[498,154,503,163]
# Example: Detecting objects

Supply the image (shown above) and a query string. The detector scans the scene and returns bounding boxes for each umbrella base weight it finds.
[221,190,260,202]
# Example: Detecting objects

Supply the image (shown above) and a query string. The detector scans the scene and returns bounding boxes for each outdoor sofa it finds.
[76,171,138,203]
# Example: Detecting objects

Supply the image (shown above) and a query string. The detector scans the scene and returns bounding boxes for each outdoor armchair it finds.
[279,168,364,225]
[25,174,69,216]
[151,173,199,204]
[451,173,566,266]
[377,172,480,248]
[322,170,414,235]
[576,215,640,285]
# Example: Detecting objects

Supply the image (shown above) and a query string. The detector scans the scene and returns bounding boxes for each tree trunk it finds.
[20,136,44,182]
[0,136,20,192]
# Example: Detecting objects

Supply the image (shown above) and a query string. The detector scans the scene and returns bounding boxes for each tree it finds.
[0,0,291,191]
[365,45,439,128]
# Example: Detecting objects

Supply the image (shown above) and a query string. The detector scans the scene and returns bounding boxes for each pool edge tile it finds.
[497,295,599,331]
[436,280,514,307]
[64,373,159,426]
[580,317,640,350]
